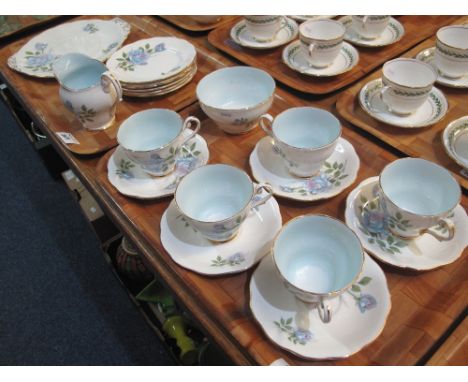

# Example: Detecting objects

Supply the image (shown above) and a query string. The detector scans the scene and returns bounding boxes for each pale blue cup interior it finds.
[274,215,362,294]
[53,53,106,90]
[273,107,341,149]
[196,66,275,109]
[380,158,461,215]
[117,109,183,151]
[176,164,253,222]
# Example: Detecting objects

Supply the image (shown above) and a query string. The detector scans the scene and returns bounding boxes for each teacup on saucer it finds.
[443,116,468,170]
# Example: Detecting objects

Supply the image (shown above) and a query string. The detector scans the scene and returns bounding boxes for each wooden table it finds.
[0,15,466,366]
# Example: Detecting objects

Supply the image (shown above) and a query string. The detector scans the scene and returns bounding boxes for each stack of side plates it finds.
[107,36,197,98]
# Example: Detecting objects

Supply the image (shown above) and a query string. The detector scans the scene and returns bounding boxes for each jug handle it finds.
[101,71,123,101]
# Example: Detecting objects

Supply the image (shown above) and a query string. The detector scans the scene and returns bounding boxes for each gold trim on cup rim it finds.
[378,157,462,218]
[271,213,365,299]
[382,58,438,90]
[174,163,256,224]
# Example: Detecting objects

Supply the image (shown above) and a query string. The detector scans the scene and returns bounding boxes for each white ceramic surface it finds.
[8,18,130,78]
[107,37,196,84]
[244,16,287,42]
[174,164,273,242]
[117,109,200,177]
[160,193,281,276]
[196,66,275,134]
[282,40,359,77]
[299,19,346,68]
[339,16,404,48]
[230,17,298,49]
[381,58,438,115]
[53,53,122,131]
[351,15,390,40]
[250,252,391,359]
[435,25,468,79]
[288,16,337,23]
[443,116,468,170]
[259,107,341,177]
[345,177,468,270]
[250,136,360,202]
[107,131,209,199]
[359,78,448,128]
[416,47,468,89]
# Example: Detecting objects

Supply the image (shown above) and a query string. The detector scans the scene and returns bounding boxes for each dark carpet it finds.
[0,98,174,365]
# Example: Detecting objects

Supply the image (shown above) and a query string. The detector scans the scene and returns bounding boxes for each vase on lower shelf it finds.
[115,236,153,283]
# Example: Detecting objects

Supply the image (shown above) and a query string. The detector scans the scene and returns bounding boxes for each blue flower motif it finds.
[305,174,331,194]
[34,42,48,51]
[26,53,54,68]
[362,209,387,234]
[228,252,245,264]
[145,154,166,172]
[128,48,149,65]
[155,43,166,52]
[294,329,313,344]
[357,294,377,313]
[174,157,196,176]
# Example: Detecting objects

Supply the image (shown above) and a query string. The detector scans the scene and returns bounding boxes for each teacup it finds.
[196,66,275,135]
[244,15,287,42]
[260,107,341,177]
[174,164,273,242]
[299,19,346,68]
[379,158,461,241]
[117,109,200,177]
[272,214,364,323]
[351,15,390,40]
[380,58,438,115]
[435,25,468,79]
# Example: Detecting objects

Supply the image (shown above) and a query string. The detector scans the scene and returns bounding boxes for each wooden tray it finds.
[159,15,239,32]
[336,16,468,190]
[0,16,225,155]
[95,91,467,365]
[208,16,460,95]
[0,16,65,42]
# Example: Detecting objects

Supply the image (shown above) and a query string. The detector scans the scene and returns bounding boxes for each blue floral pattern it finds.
[211,252,246,267]
[274,317,313,345]
[102,41,119,54]
[24,42,57,72]
[83,23,98,34]
[347,276,378,313]
[115,42,167,71]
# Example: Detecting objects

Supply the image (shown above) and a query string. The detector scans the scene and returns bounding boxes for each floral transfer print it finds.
[163,142,202,190]
[24,42,57,72]
[347,276,377,313]
[83,23,98,33]
[102,41,119,54]
[115,42,166,71]
[274,317,313,345]
[77,105,97,124]
[211,253,246,267]
[116,159,135,180]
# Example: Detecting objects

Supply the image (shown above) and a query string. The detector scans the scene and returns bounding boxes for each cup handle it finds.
[101,71,123,101]
[317,299,331,324]
[362,15,369,28]
[180,116,201,145]
[251,183,273,210]
[373,84,392,113]
[259,114,274,137]
[422,218,455,242]
[308,43,316,57]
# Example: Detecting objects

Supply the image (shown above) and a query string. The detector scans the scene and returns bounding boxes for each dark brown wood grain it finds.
[208,16,460,95]
[336,16,468,190]
[159,16,239,32]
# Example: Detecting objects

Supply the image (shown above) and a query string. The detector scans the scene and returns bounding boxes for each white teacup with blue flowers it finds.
[174,164,273,242]
[117,108,201,177]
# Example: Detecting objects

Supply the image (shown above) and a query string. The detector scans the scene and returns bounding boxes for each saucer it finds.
[249,137,360,202]
[230,17,298,50]
[415,47,468,89]
[160,195,282,276]
[443,116,468,170]
[282,40,359,77]
[345,177,468,271]
[107,131,209,199]
[359,78,448,128]
[250,252,391,360]
[339,16,405,48]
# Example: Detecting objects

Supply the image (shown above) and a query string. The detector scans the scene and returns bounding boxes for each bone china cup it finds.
[117,109,200,177]
[174,164,273,242]
[272,215,364,323]
[244,15,287,42]
[299,19,346,68]
[435,25,468,79]
[381,58,438,115]
[196,66,275,135]
[351,15,390,39]
[379,158,461,241]
[260,107,341,177]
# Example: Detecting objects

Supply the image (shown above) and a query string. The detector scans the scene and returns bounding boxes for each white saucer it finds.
[415,47,468,89]
[230,17,298,50]
[160,195,282,276]
[345,177,468,271]
[359,78,448,128]
[339,16,405,48]
[282,40,359,77]
[443,116,468,170]
[107,131,209,199]
[249,137,360,202]
[250,253,391,360]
